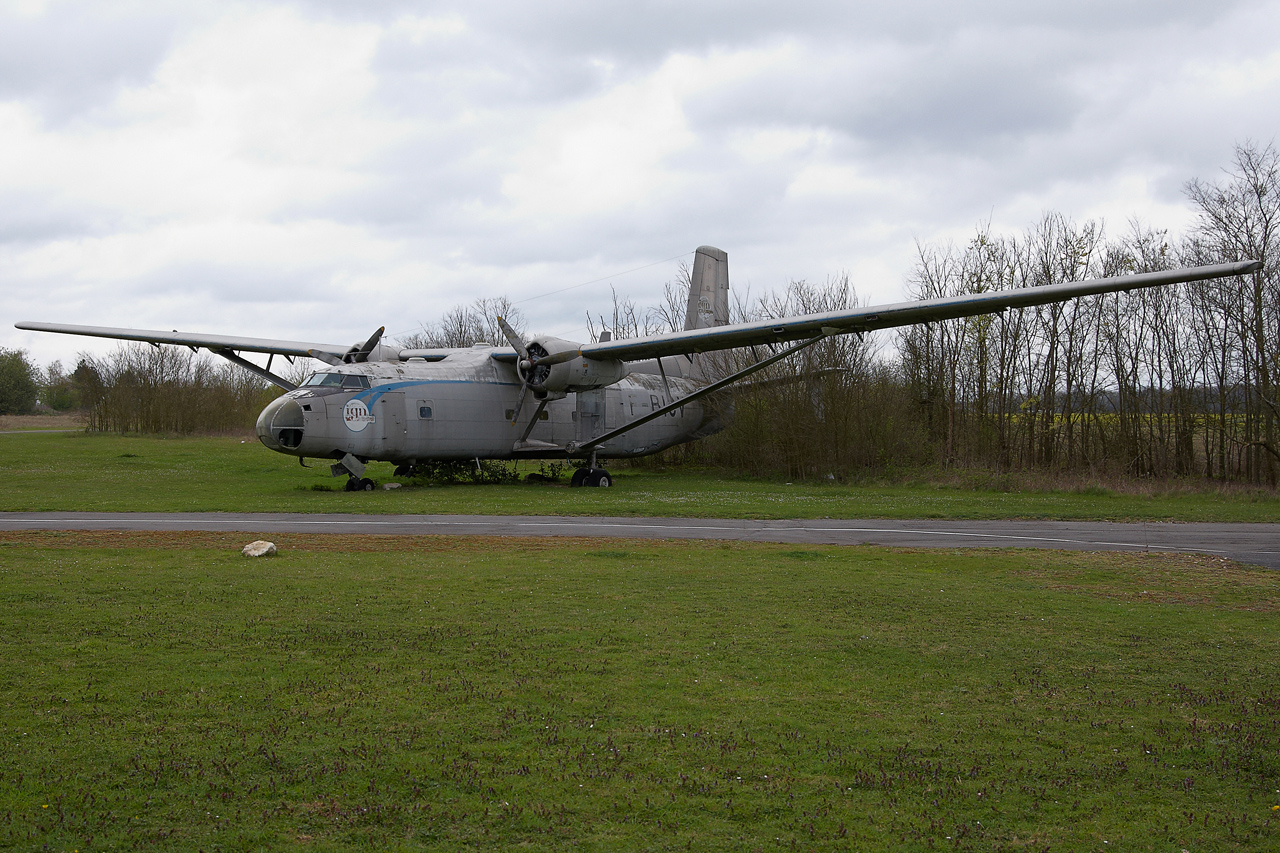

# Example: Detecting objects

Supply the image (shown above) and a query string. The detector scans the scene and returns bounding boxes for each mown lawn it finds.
[0,532,1277,850]
[2,431,1280,521]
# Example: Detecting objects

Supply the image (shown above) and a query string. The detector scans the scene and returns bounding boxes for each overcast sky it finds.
[3,0,1278,367]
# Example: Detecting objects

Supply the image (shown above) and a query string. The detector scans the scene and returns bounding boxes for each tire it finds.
[584,469,612,487]
[344,478,358,492]
[360,478,376,491]
[570,467,589,488]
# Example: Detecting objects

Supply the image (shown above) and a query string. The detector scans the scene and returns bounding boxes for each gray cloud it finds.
[3,0,1278,368]
[0,6,182,124]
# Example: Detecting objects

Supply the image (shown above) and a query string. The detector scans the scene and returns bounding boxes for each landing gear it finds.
[345,476,376,492]
[570,467,612,488]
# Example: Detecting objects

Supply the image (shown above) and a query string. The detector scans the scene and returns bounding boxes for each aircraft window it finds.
[419,406,433,419]
[303,372,369,389]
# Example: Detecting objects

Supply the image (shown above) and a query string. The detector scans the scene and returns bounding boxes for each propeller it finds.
[346,326,385,363]
[496,316,532,423]
[496,316,580,424]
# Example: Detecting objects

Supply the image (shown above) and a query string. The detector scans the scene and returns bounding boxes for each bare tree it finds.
[1184,141,1280,484]
[399,297,525,349]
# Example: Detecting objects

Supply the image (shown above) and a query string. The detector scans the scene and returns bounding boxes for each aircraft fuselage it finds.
[255,346,720,464]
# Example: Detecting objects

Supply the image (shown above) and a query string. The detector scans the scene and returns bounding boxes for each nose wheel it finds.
[344,477,377,492]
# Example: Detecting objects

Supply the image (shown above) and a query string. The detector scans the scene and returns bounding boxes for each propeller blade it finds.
[308,348,344,366]
[496,316,528,361]
[533,348,581,367]
[349,326,385,363]
[509,383,529,424]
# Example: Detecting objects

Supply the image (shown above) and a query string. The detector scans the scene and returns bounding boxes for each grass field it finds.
[0,532,1277,850]
[2,431,1280,521]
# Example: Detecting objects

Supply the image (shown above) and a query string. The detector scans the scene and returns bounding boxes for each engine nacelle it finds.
[524,336,628,393]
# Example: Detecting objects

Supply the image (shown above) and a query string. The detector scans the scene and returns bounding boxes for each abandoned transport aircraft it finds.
[17,248,1261,489]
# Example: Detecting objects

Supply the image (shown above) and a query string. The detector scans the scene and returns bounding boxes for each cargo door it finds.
[575,389,604,443]
[379,392,407,456]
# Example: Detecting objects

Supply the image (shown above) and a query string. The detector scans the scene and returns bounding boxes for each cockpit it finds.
[301,372,371,390]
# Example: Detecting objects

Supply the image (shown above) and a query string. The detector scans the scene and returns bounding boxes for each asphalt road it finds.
[3,512,1278,569]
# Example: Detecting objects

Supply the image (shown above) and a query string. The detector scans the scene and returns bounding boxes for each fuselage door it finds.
[576,389,604,443]
[379,392,407,456]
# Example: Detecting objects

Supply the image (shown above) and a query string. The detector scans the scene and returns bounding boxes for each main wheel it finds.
[570,467,589,488]
[344,477,359,492]
[585,469,612,487]
[359,478,376,491]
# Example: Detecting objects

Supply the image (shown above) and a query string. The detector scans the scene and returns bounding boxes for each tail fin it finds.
[684,246,729,331]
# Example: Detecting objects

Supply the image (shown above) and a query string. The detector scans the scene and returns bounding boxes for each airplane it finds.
[17,247,1261,489]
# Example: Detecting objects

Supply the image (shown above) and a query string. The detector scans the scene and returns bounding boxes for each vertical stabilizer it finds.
[684,246,730,331]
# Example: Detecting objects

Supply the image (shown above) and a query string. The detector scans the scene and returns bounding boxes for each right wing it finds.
[577,260,1262,363]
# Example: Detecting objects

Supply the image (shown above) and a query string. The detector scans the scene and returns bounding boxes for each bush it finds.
[405,459,520,485]
[75,344,283,434]
[39,360,79,411]
[0,349,39,415]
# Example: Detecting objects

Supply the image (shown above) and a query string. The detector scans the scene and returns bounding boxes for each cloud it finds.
[0,3,182,124]
[3,0,1279,367]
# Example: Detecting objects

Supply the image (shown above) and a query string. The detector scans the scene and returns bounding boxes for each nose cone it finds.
[257,396,306,452]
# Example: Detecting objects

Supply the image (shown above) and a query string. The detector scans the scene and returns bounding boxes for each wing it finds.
[12,321,357,390]
[578,260,1262,362]
[13,321,349,359]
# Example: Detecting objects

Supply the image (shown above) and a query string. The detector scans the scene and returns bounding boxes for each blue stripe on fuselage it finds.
[351,379,522,408]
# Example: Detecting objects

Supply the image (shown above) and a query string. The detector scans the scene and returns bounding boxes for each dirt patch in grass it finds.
[0,529,693,553]
[6,529,1276,612]
[0,412,84,431]
[1006,548,1280,611]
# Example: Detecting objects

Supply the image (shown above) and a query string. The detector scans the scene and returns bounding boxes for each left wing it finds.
[577,260,1261,363]
[13,322,357,390]
[13,322,349,359]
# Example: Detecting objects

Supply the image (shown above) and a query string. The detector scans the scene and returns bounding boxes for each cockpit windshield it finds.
[302,372,371,390]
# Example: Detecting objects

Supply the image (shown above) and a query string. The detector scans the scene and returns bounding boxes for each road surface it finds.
[3,512,1278,569]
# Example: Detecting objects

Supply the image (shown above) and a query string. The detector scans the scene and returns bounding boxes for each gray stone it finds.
[242,540,277,557]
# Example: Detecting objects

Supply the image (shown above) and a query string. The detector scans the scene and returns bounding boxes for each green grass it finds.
[1,533,1277,850]
[2,431,1280,521]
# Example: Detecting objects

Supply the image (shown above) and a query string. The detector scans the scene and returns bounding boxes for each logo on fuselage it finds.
[343,399,375,432]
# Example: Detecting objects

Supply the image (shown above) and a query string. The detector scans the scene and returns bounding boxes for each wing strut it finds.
[518,399,550,443]
[570,332,828,454]
[212,348,297,391]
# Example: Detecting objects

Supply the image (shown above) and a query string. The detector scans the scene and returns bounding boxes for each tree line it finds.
[0,345,283,434]
[670,142,1278,485]
[4,143,1273,486]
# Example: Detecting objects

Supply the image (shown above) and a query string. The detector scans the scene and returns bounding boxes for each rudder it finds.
[684,246,730,331]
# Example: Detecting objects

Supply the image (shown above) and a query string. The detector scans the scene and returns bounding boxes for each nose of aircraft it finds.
[256,396,306,451]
